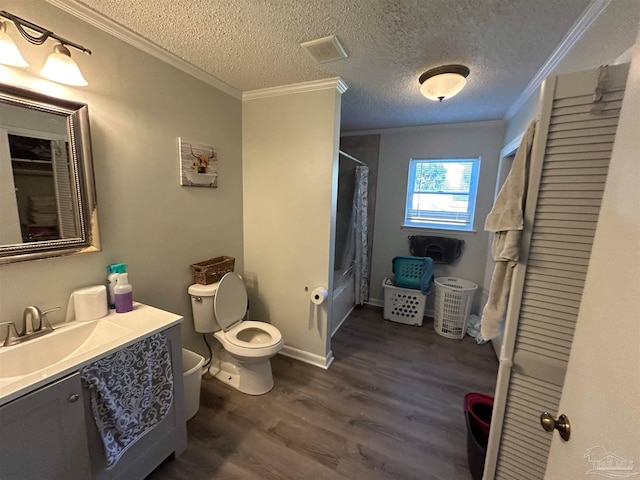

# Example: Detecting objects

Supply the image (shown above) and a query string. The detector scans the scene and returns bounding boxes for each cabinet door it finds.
[0,372,91,479]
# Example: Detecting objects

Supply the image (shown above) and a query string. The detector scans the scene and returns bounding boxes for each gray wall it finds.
[340,134,380,284]
[0,1,243,356]
[504,0,640,147]
[357,120,505,314]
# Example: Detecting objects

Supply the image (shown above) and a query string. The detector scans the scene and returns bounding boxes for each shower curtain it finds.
[354,165,369,304]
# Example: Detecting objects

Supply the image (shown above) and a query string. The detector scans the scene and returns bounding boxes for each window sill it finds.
[400,224,478,237]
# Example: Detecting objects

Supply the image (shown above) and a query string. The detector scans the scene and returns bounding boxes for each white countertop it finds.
[0,303,182,407]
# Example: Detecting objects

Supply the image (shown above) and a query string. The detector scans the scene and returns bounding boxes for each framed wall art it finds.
[179,138,218,188]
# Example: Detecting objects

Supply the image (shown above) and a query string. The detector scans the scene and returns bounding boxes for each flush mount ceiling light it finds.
[0,10,91,86]
[418,65,470,102]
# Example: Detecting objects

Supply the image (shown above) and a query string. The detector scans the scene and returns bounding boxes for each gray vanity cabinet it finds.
[0,372,92,479]
[0,322,186,480]
[83,323,187,479]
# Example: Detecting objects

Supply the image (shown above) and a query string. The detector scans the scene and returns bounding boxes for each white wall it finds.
[242,84,342,365]
[0,1,243,355]
[366,120,505,314]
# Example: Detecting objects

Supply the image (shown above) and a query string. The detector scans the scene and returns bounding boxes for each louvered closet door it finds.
[51,139,79,239]
[492,64,629,480]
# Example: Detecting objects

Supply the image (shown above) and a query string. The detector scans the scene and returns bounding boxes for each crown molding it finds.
[46,0,242,99]
[504,0,610,121]
[243,77,348,101]
[341,118,505,137]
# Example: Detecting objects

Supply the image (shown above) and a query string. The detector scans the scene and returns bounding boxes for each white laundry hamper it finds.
[182,349,205,420]
[382,277,427,326]
[434,277,477,339]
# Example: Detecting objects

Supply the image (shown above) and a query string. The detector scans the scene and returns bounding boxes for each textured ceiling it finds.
[76,0,590,131]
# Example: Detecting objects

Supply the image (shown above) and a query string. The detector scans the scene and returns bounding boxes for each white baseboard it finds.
[279,345,334,369]
[366,298,384,308]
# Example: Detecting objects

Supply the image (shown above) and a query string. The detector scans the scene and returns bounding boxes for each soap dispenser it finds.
[107,263,127,309]
[114,272,133,313]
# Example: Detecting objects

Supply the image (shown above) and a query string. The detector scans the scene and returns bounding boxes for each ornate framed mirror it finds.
[0,84,100,264]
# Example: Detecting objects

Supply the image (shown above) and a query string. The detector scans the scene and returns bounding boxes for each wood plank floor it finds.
[148,306,498,480]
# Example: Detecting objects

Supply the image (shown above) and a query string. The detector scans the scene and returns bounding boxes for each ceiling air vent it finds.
[301,35,348,64]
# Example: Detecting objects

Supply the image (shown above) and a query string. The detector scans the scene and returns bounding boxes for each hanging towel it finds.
[80,332,174,469]
[419,257,434,295]
[481,120,537,340]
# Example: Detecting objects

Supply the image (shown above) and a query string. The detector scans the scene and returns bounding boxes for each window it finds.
[404,157,481,231]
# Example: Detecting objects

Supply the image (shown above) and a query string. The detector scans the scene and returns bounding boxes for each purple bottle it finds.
[114,272,133,313]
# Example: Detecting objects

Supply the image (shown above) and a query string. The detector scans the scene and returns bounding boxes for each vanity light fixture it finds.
[418,64,470,102]
[0,10,91,86]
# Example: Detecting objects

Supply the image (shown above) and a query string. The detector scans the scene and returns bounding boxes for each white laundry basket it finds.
[434,277,477,339]
[382,277,426,326]
[182,349,205,420]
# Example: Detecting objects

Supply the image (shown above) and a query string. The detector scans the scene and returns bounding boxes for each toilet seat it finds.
[225,321,282,348]
[214,322,283,358]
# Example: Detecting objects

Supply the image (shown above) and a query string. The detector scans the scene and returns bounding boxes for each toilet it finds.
[188,272,283,395]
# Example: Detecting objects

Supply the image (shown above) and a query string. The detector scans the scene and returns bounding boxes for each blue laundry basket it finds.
[392,256,434,293]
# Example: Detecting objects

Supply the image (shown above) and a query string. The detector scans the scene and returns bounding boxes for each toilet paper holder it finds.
[310,287,328,305]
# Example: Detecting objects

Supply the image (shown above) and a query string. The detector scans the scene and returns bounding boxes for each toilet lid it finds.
[213,272,248,330]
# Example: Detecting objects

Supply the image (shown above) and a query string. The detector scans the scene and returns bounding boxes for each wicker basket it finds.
[190,256,235,285]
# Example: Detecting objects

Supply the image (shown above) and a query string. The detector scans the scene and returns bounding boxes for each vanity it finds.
[0,78,185,478]
[0,304,187,479]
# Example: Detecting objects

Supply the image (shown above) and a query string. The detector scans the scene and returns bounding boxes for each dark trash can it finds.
[464,393,494,480]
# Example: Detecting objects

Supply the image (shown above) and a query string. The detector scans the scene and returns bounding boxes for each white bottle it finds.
[107,271,118,309]
[114,273,133,313]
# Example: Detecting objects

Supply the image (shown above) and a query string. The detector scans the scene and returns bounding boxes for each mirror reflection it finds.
[0,84,100,263]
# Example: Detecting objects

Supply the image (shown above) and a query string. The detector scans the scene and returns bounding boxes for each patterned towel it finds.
[80,332,174,469]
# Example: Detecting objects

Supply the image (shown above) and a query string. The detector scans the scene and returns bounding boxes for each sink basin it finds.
[0,320,132,378]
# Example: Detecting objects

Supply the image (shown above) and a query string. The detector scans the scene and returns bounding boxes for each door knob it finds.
[540,412,571,441]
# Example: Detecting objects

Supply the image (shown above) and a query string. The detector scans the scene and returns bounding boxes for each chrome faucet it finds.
[1,306,60,347]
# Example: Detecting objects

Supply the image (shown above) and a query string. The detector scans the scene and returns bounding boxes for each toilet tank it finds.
[188,283,221,333]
